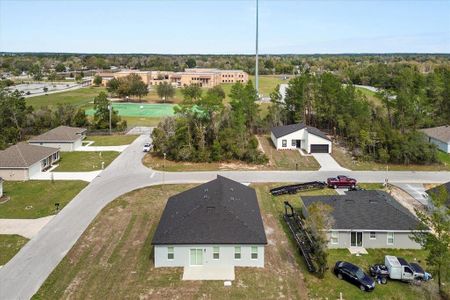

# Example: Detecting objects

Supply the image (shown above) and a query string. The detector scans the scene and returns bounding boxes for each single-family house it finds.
[271,123,332,153]
[426,181,450,208]
[152,176,267,279]
[302,191,423,249]
[420,125,450,153]
[29,126,87,152]
[0,143,60,181]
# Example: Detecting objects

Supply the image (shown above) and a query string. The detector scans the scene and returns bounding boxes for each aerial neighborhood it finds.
[0,1,449,300]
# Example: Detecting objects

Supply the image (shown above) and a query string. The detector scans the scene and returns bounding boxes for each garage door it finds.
[310,144,329,153]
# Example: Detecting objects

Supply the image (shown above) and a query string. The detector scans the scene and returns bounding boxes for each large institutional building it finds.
[97,68,248,88]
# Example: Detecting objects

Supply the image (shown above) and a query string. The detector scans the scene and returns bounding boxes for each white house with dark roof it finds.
[420,125,450,153]
[152,176,267,280]
[271,123,332,153]
[302,191,423,249]
[28,126,87,152]
[0,143,60,181]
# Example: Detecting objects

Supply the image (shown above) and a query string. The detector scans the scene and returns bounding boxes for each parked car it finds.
[327,175,357,189]
[143,143,152,152]
[334,261,375,292]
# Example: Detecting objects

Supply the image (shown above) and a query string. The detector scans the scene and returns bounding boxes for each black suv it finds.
[334,261,375,292]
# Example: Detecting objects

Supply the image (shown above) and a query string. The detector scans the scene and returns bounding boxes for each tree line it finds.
[267,67,449,165]
[0,89,126,150]
[152,81,267,164]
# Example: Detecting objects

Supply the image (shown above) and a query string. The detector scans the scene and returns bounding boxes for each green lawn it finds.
[122,116,163,127]
[355,86,384,107]
[53,151,119,172]
[26,86,105,109]
[306,249,435,300]
[438,151,450,165]
[0,181,87,219]
[332,145,450,171]
[0,235,29,266]
[86,135,138,146]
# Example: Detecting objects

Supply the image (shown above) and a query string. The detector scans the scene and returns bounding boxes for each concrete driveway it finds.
[311,153,349,171]
[30,170,101,182]
[0,216,54,239]
[392,183,428,206]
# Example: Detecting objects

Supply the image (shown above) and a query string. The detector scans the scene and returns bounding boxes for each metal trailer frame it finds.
[270,181,327,196]
[283,201,317,273]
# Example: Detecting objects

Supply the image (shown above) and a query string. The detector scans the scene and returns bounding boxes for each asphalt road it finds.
[1,134,450,299]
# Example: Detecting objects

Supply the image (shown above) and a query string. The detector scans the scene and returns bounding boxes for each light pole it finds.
[163,152,166,188]
[108,103,112,135]
[255,0,259,97]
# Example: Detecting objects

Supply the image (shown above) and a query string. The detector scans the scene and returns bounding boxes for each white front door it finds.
[190,249,203,266]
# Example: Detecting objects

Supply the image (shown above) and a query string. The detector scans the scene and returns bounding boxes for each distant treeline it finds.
[1,53,449,77]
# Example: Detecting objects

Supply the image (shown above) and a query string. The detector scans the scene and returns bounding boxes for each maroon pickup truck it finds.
[327,175,357,189]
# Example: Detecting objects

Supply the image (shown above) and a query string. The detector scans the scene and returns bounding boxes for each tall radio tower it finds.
[255,0,259,97]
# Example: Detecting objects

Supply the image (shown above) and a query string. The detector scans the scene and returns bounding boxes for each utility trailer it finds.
[270,181,327,196]
[283,201,316,273]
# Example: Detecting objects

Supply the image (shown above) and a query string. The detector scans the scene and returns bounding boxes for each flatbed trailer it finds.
[283,201,316,273]
[270,181,326,196]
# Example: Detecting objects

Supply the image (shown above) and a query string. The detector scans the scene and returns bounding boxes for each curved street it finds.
[1,135,450,299]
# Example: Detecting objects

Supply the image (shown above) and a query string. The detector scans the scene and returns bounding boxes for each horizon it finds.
[1,0,449,54]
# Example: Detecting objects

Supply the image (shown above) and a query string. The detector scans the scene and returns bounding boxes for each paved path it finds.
[30,170,101,182]
[2,134,450,299]
[311,153,349,171]
[0,216,54,239]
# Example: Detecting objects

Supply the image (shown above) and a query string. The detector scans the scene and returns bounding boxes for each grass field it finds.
[54,152,119,172]
[86,135,138,146]
[26,86,105,109]
[332,145,450,171]
[355,86,384,107]
[33,184,309,299]
[0,181,87,219]
[0,235,29,266]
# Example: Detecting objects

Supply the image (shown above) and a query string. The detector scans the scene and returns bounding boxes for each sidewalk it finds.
[77,145,128,152]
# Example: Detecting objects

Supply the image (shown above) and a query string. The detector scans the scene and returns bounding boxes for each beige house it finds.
[0,143,60,181]
[29,126,87,152]
[97,68,248,88]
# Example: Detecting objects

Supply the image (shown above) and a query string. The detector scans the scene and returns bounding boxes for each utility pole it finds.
[108,103,112,135]
[255,0,259,97]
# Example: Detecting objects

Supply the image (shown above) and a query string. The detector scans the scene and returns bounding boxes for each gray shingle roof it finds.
[152,176,267,245]
[29,126,86,142]
[271,123,330,141]
[302,191,421,231]
[420,125,450,143]
[0,143,59,168]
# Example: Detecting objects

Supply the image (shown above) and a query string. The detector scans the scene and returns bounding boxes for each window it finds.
[291,139,296,147]
[167,247,174,260]
[213,246,220,260]
[370,232,376,239]
[387,232,394,245]
[330,231,339,244]
[282,140,287,147]
[251,246,258,259]
[234,246,241,259]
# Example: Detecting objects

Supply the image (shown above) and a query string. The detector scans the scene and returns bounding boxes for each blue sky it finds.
[1,0,449,54]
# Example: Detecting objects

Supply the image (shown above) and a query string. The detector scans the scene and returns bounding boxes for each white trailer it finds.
[384,255,417,281]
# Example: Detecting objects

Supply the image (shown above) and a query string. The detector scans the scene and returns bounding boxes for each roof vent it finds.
[230,187,234,192]
[230,196,235,201]
[207,206,215,213]
[203,195,208,199]
[369,200,378,204]
[204,188,208,193]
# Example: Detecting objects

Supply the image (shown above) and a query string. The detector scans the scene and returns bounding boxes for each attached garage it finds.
[310,144,329,153]
[271,123,332,153]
